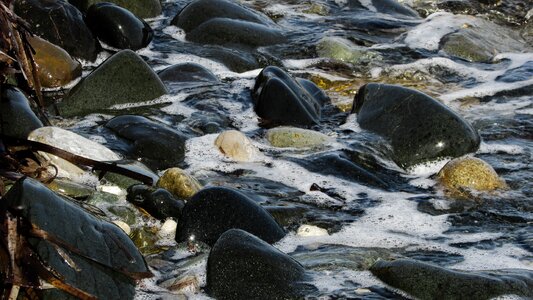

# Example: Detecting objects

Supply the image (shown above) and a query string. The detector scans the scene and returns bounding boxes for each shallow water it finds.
[60,0,533,298]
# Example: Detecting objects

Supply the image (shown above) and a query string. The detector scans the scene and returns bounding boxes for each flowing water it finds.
[60,0,533,298]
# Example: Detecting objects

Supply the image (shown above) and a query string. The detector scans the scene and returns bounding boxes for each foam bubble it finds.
[479,142,524,155]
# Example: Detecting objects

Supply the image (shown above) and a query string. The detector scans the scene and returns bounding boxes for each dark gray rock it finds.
[370,259,533,299]
[86,3,153,50]
[14,0,99,61]
[58,50,167,117]
[105,115,187,171]
[175,187,286,246]
[352,83,480,168]
[496,61,533,83]
[0,85,43,139]
[68,0,162,18]
[126,184,185,220]
[252,66,327,127]
[158,63,219,84]
[207,229,315,300]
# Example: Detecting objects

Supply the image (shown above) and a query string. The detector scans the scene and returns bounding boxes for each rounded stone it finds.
[266,127,331,148]
[214,130,258,162]
[156,168,202,199]
[0,85,43,139]
[28,36,82,88]
[157,63,219,84]
[69,0,162,18]
[126,184,185,220]
[86,3,153,50]
[437,156,507,198]
[297,224,329,237]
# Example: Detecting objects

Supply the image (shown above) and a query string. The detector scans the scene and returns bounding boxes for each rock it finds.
[266,127,331,148]
[126,184,185,220]
[352,83,480,168]
[207,229,315,300]
[14,0,99,61]
[214,130,258,162]
[252,66,326,127]
[113,220,131,235]
[130,226,162,255]
[105,115,187,171]
[370,259,533,299]
[348,0,419,18]
[100,160,159,188]
[156,168,202,199]
[28,126,121,179]
[59,50,168,117]
[163,275,200,294]
[176,187,285,246]
[0,85,43,139]
[437,156,507,198]
[46,178,95,198]
[316,36,382,64]
[159,219,178,239]
[108,205,137,224]
[69,0,162,18]
[496,61,533,83]
[171,0,284,47]
[86,3,153,50]
[157,63,219,84]
[28,36,82,88]
[297,225,329,237]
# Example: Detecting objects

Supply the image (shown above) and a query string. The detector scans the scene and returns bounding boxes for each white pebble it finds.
[112,221,131,235]
[296,224,329,237]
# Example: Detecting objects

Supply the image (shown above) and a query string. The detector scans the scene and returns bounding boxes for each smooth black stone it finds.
[496,61,533,83]
[175,187,285,246]
[2,177,150,299]
[252,66,326,127]
[370,259,533,299]
[14,0,99,61]
[86,3,153,50]
[126,184,184,220]
[352,83,480,168]
[207,229,315,300]
[157,63,219,84]
[0,85,43,139]
[105,115,187,171]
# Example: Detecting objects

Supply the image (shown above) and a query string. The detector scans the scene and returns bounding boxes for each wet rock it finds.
[28,126,121,179]
[14,0,99,61]
[101,160,159,188]
[28,36,82,88]
[352,83,480,168]
[266,126,331,148]
[202,47,260,72]
[252,66,326,127]
[0,85,43,139]
[46,178,95,199]
[214,130,258,162]
[127,184,185,220]
[171,0,285,47]
[108,205,137,224]
[130,226,162,255]
[157,168,202,199]
[437,156,507,199]
[348,0,419,18]
[113,220,131,235]
[105,115,187,171]
[176,187,285,246]
[59,50,168,117]
[297,224,328,237]
[370,259,533,299]
[69,0,162,18]
[207,229,315,300]
[159,219,178,239]
[157,63,219,84]
[496,61,533,83]
[86,3,153,50]
[2,177,151,299]
[316,36,382,64]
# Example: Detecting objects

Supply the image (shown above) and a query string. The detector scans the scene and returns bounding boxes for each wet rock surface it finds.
[0,86,43,139]
[69,0,162,18]
[157,62,219,84]
[127,184,185,220]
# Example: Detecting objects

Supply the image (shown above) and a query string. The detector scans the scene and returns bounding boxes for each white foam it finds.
[479,142,524,155]
[283,58,324,69]
[359,0,377,12]
[162,26,187,42]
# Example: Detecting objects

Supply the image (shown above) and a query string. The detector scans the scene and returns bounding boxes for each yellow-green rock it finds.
[214,130,258,162]
[437,156,507,199]
[316,36,382,64]
[157,167,202,199]
[28,36,82,88]
[266,127,331,148]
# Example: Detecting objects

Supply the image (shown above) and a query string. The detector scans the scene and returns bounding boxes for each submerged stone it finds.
[59,50,167,117]
[28,36,82,88]
[157,168,202,199]
[0,85,43,139]
[69,0,162,18]
[266,127,331,148]
[352,83,480,168]
[214,130,258,162]
[252,66,326,127]
[157,63,219,84]
[176,187,286,246]
[316,36,382,64]
[14,0,99,61]
[86,3,153,50]
[127,184,185,220]
[207,229,315,300]
[370,259,533,299]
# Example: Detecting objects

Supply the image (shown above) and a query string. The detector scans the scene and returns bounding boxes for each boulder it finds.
[252,66,326,127]
[175,187,285,246]
[126,184,185,220]
[68,0,162,18]
[370,259,533,299]
[104,115,187,171]
[14,0,99,61]
[86,3,153,50]
[28,36,82,88]
[207,229,314,300]
[0,86,43,139]
[157,167,202,199]
[214,130,258,162]
[158,63,219,84]
[266,126,331,148]
[352,83,480,168]
[58,50,168,117]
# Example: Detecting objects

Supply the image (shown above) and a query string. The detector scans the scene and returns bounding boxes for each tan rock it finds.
[267,127,331,148]
[214,130,257,162]
[157,167,202,199]
[28,36,82,88]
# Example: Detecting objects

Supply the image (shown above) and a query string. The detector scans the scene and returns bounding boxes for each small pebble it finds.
[112,220,131,235]
[296,224,329,237]
[214,130,258,162]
